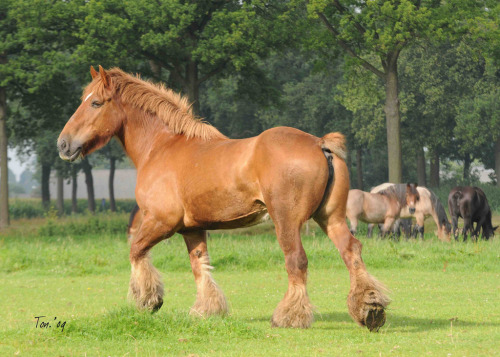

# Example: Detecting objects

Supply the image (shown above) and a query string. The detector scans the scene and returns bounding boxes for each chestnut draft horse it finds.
[58,66,389,331]
[346,184,419,237]
[448,186,497,240]
[369,183,451,242]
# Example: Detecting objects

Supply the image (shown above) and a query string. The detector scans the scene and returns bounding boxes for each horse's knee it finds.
[285,247,308,279]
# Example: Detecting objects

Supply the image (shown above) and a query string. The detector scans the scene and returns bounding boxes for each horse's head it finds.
[405,183,419,214]
[58,66,124,162]
[483,225,498,240]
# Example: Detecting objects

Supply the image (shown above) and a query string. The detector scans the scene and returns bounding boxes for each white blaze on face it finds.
[84,92,94,102]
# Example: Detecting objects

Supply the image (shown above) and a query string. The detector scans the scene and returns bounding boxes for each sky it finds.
[8,148,35,181]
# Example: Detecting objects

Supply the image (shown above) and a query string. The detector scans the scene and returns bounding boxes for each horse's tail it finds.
[429,189,451,232]
[312,132,350,219]
[319,132,347,160]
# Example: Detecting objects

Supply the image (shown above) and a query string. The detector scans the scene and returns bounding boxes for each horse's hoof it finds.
[348,284,390,331]
[151,298,163,313]
[364,304,386,332]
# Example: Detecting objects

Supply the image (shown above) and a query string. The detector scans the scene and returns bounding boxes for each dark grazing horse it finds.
[448,186,497,240]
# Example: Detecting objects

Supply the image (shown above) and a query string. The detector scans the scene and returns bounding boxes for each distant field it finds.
[0,213,499,356]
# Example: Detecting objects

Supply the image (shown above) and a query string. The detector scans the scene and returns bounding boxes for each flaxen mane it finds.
[378,185,408,208]
[84,68,226,140]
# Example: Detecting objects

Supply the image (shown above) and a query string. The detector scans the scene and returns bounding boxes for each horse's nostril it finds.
[60,140,67,150]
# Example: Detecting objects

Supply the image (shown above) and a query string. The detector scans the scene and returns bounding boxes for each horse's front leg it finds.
[381,217,396,238]
[129,216,175,312]
[348,217,359,235]
[183,231,228,317]
[414,213,425,239]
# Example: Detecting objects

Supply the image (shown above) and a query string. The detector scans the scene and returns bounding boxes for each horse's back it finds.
[144,126,332,229]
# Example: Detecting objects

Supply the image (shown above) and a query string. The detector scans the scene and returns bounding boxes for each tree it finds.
[76,0,291,115]
[305,0,497,183]
[306,0,439,183]
[0,0,19,227]
[3,0,82,211]
[96,139,125,212]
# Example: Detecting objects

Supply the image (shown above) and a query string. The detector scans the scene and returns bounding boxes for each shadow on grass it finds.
[245,311,500,333]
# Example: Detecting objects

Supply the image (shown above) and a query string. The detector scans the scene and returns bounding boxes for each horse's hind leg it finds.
[129,216,172,311]
[462,217,473,241]
[270,220,313,328]
[183,231,228,317]
[314,215,390,331]
[451,216,459,240]
[367,224,374,238]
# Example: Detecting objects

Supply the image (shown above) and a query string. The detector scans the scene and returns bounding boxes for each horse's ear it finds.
[98,65,110,88]
[90,66,98,79]
[494,226,499,231]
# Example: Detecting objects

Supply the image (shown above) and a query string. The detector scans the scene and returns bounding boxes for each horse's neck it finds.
[117,105,175,168]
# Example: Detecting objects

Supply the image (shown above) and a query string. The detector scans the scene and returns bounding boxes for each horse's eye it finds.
[91,100,103,108]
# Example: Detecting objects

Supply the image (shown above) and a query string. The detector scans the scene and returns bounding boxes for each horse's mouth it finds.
[59,148,82,162]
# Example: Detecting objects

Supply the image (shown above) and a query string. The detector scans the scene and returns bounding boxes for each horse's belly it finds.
[183,185,268,229]
[197,209,270,230]
[360,211,386,223]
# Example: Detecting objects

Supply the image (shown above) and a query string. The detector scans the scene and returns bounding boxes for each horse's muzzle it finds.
[57,137,82,162]
[409,207,416,214]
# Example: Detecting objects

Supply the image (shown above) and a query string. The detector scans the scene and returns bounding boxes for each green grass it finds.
[0,215,499,356]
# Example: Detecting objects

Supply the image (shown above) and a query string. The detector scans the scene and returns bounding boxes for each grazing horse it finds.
[448,186,497,240]
[57,66,389,331]
[369,183,451,242]
[346,184,419,237]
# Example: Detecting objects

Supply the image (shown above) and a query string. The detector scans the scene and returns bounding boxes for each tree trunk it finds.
[463,153,471,183]
[429,151,440,188]
[56,170,64,216]
[417,147,427,186]
[346,150,352,187]
[383,53,403,183]
[356,148,363,190]
[0,85,9,227]
[109,157,116,212]
[495,137,500,187]
[149,60,162,81]
[81,158,95,213]
[185,60,200,115]
[41,164,51,209]
[71,166,78,214]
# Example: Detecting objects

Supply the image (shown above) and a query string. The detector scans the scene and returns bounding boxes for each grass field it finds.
[0,214,499,356]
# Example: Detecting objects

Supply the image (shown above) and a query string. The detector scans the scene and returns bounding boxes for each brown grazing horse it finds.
[448,186,497,240]
[346,184,419,237]
[369,183,451,241]
[57,66,389,331]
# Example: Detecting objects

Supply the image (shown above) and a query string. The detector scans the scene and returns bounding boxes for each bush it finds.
[38,212,129,237]
[9,199,137,219]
